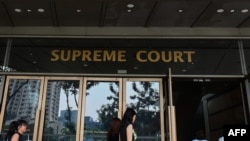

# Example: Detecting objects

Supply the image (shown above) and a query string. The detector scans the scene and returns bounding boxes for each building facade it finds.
[0,38,249,141]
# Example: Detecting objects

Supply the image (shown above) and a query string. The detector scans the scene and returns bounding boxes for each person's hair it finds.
[5,120,18,140]
[107,117,122,140]
[16,119,27,128]
[121,108,137,124]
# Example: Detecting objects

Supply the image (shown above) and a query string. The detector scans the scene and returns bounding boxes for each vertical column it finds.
[238,40,250,124]
[0,39,10,110]
[164,79,169,141]
[238,40,247,75]
[0,76,6,109]
[168,68,177,141]
[3,39,12,71]
[202,95,211,141]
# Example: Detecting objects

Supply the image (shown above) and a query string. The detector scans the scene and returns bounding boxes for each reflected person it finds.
[5,119,27,141]
[107,117,122,141]
[120,108,137,141]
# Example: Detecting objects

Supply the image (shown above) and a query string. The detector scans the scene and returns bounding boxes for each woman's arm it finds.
[11,133,19,141]
[126,124,133,141]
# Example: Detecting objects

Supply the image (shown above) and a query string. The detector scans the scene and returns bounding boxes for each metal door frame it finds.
[80,77,123,141]
[80,77,165,141]
[0,76,45,141]
[122,78,165,141]
[37,76,84,141]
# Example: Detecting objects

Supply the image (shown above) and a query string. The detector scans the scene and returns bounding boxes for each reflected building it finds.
[60,110,78,124]
[43,81,62,134]
[45,81,61,122]
[85,116,93,123]
[84,116,102,130]
[7,80,40,121]
[58,110,78,134]
[6,80,61,124]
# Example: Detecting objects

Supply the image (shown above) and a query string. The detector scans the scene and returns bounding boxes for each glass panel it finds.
[84,81,119,141]
[243,40,250,74]
[172,78,244,141]
[125,81,161,141]
[176,40,240,75]
[1,79,41,140]
[0,76,5,110]
[42,80,80,141]
[0,39,7,71]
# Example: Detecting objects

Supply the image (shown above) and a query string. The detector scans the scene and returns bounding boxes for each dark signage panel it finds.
[5,39,241,75]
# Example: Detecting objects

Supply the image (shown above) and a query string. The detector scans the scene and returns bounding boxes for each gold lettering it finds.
[82,50,92,61]
[72,50,81,61]
[93,50,102,61]
[174,51,184,62]
[49,49,195,63]
[51,50,60,61]
[136,51,147,62]
[148,51,160,62]
[61,50,71,61]
[161,51,172,62]
[117,51,126,62]
[183,51,195,62]
[103,50,116,61]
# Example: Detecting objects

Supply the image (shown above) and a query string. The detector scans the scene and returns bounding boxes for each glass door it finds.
[0,76,166,141]
[80,77,165,141]
[0,76,44,141]
[123,78,164,141]
[80,77,122,141]
[38,77,83,141]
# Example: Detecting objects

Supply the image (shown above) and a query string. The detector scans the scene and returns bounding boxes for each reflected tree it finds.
[96,81,160,136]
[61,81,79,134]
[97,82,119,130]
[86,81,99,96]
[131,81,160,136]
[61,81,99,134]
[130,82,159,110]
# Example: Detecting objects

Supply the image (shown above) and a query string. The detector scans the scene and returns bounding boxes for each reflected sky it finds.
[85,82,118,121]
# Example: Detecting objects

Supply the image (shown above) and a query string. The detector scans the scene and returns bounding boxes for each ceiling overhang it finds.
[1,0,250,39]
[1,27,250,39]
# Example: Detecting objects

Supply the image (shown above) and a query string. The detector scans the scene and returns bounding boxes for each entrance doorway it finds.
[81,77,164,141]
[172,78,246,141]
[0,76,165,141]
[0,76,246,141]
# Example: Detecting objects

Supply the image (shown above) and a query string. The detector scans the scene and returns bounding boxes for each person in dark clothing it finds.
[5,121,18,141]
[5,119,27,141]
[107,117,122,141]
[120,108,137,141]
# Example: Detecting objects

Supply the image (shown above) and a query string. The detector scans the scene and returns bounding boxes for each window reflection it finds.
[84,81,119,141]
[0,39,6,69]
[243,40,250,74]
[42,80,79,141]
[0,76,3,104]
[1,79,41,141]
[126,81,161,141]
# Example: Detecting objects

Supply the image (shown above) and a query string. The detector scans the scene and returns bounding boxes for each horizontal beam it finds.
[0,72,244,78]
[1,27,250,39]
